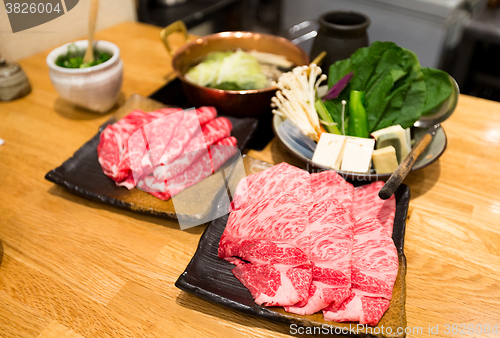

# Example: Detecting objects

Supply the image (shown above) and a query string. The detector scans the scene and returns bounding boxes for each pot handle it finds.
[160,20,189,57]
[287,20,318,45]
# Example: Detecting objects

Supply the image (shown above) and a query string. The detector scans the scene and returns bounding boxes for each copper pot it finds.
[161,21,310,117]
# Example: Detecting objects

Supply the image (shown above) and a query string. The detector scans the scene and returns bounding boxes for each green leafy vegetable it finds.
[55,44,112,68]
[185,50,268,90]
[421,67,453,116]
[323,41,448,136]
[373,49,426,131]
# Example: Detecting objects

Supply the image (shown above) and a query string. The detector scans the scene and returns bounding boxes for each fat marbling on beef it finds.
[323,181,398,326]
[219,163,313,306]
[219,165,398,326]
[285,170,354,315]
[97,107,236,201]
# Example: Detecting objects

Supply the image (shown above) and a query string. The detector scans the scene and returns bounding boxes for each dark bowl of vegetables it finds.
[161,23,310,117]
[46,40,123,113]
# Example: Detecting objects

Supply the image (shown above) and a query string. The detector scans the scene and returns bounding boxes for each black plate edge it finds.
[44,130,132,210]
[175,181,410,327]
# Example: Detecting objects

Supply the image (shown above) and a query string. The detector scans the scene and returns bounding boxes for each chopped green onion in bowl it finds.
[55,44,112,69]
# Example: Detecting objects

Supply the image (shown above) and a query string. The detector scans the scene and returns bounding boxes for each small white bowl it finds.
[46,40,123,113]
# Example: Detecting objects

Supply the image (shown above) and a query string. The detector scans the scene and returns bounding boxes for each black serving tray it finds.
[176,156,409,338]
[45,94,259,222]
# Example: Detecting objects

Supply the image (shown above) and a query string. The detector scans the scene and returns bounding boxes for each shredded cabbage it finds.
[185,50,269,90]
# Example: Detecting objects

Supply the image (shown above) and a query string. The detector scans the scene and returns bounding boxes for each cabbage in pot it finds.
[185,50,269,90]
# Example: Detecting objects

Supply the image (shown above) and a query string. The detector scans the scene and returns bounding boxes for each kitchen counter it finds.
[1,21,500,338]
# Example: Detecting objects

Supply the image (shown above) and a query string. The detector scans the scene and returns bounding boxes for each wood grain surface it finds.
[1,21,500,338]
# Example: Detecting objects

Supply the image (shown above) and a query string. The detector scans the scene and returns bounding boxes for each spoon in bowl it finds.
[83,0,99,64]
[378,75,459,200]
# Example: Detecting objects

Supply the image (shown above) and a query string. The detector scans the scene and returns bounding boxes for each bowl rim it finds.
[46,40,120,74]
[171,31,310,95]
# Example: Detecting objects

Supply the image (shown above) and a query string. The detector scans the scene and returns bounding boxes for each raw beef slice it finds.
[139,136,238,200]
[97,110,153,183]
[285,170,354,315]
[323,181,398,326]
[98,107,217,187]
[152,117,233,182]
[220,166,398,325]
[219,163,313,306]
[229,162,311,212]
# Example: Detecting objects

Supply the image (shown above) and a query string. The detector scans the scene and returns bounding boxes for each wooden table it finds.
[1,21,500,338]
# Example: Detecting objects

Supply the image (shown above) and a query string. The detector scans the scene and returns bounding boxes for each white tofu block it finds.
[341,137,375,173]
[311,133,347,170]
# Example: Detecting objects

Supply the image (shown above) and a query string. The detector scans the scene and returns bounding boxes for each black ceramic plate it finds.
[176,156,409,338]
[45,94,259,221]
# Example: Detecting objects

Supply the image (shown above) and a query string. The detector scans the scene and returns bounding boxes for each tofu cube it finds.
[372,146,399,174]
[371,125,411,163]
[312,133,347,170]
[341,137,375,173]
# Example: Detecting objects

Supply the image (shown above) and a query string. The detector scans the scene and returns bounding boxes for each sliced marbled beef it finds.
[323,181,398,326]
[141,136,238,200]
[285,170,354,315]
[98,107,215,185]
[229,162,311,212]
[97,107,235,200]
[220,167,397,325]
[152,117,232,182]
[97,110,153,183]
[219,163,313,306]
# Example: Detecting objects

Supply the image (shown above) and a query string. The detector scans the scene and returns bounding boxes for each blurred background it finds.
[1,0,499,102]
[138,0,500,102]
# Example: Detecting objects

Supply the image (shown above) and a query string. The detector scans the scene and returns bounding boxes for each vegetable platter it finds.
[271,41,458,180]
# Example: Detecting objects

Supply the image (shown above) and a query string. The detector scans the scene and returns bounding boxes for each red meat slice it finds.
[97,107,218,188]
[232,263,312,306]
[219,163,313,306]
[323,181,398,326]
[130,109,201,179]
[285,170,354,315]
[152,117,233,182]
[127,111,184,182]
[230,163,312,212]
[139,136,238,200]
[353,181,396,236]
[97,110,152,183]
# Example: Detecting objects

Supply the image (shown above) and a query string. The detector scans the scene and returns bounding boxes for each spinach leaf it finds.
[421,67,453,116]
[328,59,351,88]
[323,41,446,135]
[324,41,412,134]
[374,49,426,130]
[363,46,409,131]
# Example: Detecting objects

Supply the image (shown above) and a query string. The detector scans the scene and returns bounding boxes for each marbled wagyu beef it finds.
[218,164,398,326]
[97,107,236,200]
